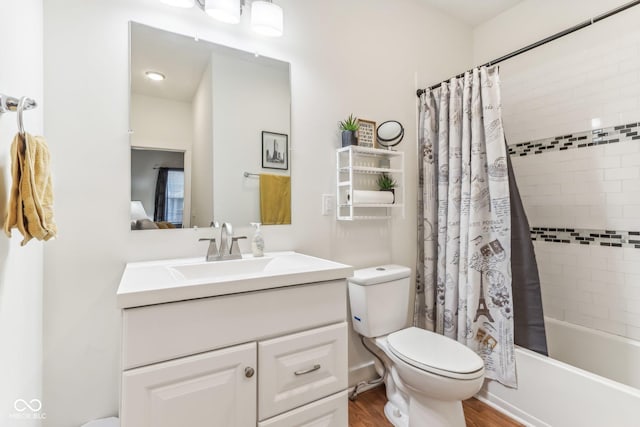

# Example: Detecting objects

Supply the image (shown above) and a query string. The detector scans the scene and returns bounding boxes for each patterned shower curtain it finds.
[414,66,517,387]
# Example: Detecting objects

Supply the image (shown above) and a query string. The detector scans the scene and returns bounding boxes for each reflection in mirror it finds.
[130,148,185,230]
[129,22,291,230]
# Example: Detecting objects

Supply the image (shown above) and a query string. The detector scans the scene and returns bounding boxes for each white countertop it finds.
[117,251,353,308]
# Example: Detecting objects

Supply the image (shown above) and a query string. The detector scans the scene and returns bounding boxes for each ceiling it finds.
[421,0,524,27]
[131,24,214,102]
[131,24,288,102]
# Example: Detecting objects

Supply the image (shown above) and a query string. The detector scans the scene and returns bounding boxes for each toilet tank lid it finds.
[348,265,411,286]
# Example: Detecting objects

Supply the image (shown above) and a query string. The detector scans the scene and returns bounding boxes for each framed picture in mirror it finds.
[262,131,289,170]
[356,119,377,148]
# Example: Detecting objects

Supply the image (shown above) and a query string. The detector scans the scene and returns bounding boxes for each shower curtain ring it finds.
[17,96,27,138]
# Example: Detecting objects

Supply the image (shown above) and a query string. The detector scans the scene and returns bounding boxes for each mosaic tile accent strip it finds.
[530,227,640,249]
[508,122,640,157]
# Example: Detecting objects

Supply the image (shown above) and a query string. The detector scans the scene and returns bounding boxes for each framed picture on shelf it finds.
[262,131,289,170]
[357,119,377,148]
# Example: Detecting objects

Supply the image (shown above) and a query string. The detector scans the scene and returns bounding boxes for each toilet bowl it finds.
[348,265,485,427]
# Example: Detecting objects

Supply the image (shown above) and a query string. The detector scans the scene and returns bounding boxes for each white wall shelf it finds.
[336,145,405,221]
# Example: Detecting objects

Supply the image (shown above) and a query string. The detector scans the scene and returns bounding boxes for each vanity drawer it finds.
[258,390,347,427]
[258,322,348,420]
[122,280,346,370]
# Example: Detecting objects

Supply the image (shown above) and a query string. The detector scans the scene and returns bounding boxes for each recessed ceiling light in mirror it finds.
[145,71,166,81]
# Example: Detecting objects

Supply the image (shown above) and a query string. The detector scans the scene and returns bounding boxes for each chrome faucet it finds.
[219,222,233,257]
[199,221,246,261]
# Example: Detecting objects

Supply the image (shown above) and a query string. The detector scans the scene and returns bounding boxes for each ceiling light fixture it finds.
[160,0,195,8]
[251,0,283,37]
[145,71,166,81]
[160,0,284,37]
[204,0,242,24]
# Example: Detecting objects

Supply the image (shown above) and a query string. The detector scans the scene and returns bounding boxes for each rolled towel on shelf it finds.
[347,189,394,205]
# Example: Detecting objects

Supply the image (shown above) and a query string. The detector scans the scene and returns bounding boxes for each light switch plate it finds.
[322,194,335,216]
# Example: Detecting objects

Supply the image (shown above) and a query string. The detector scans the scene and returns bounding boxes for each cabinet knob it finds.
[244,367,255,378]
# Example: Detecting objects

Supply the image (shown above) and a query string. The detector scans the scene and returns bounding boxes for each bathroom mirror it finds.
[129,22,291,230]
[376,120,404,148]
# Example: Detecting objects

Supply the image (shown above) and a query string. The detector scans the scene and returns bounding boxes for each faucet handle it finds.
[230,236,247,256]
[199,237,220,261]
[210,221,220,228]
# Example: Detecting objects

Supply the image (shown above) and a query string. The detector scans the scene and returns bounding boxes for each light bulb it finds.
[251,1,283,37]
[145,71,166,81]
[205,0,241,24]
[160,0,195,8]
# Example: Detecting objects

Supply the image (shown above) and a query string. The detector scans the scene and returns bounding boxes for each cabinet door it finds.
[258,323,348,420]
[121,342,256,427]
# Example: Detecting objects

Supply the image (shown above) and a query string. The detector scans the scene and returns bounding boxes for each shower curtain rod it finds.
[416,0,640,97]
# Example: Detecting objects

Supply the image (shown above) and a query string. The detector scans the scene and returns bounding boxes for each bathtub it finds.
[546,317,640,389]
[477,317,640,426]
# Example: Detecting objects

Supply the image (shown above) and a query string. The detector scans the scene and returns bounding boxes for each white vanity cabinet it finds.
[122,343,257,427]
[118,256,352,427]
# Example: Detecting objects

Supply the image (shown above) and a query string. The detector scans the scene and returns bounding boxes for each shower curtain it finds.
[414,67,518,387]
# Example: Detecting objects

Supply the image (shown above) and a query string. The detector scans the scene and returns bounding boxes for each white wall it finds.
[0,1,44,426]
[42,0,472,425]
[212,51,290,225]
[130,93,193,151]
[473,0,634,66]
[191,61,214,227]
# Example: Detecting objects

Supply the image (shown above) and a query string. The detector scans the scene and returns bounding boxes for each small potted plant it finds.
[376,172,397,203]
[339,114,359,147]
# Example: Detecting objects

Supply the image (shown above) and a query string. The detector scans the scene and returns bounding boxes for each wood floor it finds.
[348,386,523,427]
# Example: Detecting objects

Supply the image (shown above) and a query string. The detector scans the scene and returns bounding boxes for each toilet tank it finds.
[348,265,411,337]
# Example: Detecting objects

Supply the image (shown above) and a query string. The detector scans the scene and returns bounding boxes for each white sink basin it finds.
[168,257,274,281]
[117,251,353,308]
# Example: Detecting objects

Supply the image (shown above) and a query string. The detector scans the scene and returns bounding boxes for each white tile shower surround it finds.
[498,16,640,344]
[510,141,640,231]
[535,240,640,340]
[499,23,640,145]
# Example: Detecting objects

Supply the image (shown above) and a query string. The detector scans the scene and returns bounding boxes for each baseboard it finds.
[347,361,386,398]
[349,361,378,387]
[475,390,550,427]
[348,381,384,397]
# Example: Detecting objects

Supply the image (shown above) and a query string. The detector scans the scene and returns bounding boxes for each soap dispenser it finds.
[250,222,264,257]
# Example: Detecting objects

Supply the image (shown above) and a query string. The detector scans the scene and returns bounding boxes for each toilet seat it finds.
[387,327,485,380]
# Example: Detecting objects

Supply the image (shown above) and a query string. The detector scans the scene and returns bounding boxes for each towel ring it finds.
[17,96,27,138]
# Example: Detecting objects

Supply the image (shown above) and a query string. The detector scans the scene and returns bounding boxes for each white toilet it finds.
[348,265,485,427]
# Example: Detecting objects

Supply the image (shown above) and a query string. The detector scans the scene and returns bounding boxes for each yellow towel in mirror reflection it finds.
[259,174,291,225]
[3,133,57,245]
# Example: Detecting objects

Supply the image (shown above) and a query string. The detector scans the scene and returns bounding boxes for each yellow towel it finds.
[4,133,57,245]
[260,174,291,225]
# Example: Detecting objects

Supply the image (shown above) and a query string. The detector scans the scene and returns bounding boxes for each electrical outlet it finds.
[321,194,335,216]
